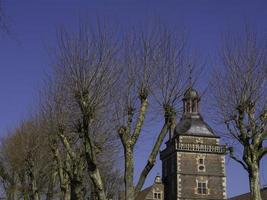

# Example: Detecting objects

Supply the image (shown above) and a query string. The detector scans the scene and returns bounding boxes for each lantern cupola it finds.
[183,87,200,116]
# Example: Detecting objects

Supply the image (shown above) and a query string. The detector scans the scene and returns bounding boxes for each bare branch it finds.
[135,121,169,195]
[228,147,249,171]
[130,99,149,147]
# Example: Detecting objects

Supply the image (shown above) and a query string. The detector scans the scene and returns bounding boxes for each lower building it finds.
[136,175,164,200]
[228,187,267,200]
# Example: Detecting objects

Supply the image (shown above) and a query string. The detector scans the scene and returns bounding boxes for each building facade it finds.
[135,175,164,200]
[160,87,227,200]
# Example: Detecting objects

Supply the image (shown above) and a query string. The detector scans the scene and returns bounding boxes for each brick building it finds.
[160,87,227,200]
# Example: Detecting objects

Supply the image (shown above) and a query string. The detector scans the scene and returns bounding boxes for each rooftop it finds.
[229,187,267,200]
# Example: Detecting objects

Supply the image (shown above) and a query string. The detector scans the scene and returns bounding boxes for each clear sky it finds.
[0,0,266,198]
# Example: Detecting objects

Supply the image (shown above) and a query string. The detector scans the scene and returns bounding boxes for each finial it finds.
[188,64,192,88]
[154,173,162,183]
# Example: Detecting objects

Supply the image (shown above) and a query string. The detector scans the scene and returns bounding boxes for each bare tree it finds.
[210,27,267,200]
[114,24,193,200]
[0,118,52,200]
[50,22,120,200]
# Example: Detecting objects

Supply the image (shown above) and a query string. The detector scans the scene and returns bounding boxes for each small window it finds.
[197,181,208,194]
[197,156,205,172]
[199,165,205,171]
[153,192,162,199]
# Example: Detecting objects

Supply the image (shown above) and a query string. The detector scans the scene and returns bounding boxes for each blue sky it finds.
[0,0,267,198]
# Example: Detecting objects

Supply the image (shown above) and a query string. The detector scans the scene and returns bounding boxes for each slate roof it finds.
[228,188,267,200]
[174,114,218,138]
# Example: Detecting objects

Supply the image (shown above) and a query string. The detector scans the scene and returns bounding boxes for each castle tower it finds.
[160,87,227,200]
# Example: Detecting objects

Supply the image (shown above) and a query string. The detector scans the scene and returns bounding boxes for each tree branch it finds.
[118,126,128,147]
[50,143,69,196]
[135,121,169,195]
[229,147,249,171]
[84,132,97,171]
[0,162,13,186]
[130,99,148,146]
[259,147,267,160]
[57,132,75,161]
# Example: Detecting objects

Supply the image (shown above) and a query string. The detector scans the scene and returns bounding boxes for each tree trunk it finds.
[29,177,40,200]
[46,170,57,200]
[83,127,106,200]
[135,122,169,196]
[124,147,134,200]
[249,164,262,200]
[70,180,83,200]
[88,169,107,200]
[7,188,15,200]
[60,175,70,200]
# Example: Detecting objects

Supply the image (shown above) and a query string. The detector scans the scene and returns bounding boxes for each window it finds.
[197,181,208,194]
[192,99,198,112]
[197,156,205,172]
[186,102,191,112]
[153,192,162,199]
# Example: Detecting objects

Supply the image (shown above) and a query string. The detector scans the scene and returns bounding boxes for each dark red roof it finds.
[229,188,267,200]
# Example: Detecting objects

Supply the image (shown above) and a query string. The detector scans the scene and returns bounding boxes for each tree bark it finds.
[28,169,40,200]
[51,146,70,200]
[249,164,262,200]
[70,179,83,200]
[7,188,15,200]
[124,147,134,200]
[84,133,106,200]
[46,170,57,200]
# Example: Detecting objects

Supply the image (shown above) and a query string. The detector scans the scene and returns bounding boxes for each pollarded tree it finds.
[114,24,195,200]
[210,27,267,200]
[51,22,120,200]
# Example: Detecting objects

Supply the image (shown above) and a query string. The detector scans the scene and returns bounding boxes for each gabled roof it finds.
[229,188,267,200]
[135,181,164,200]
